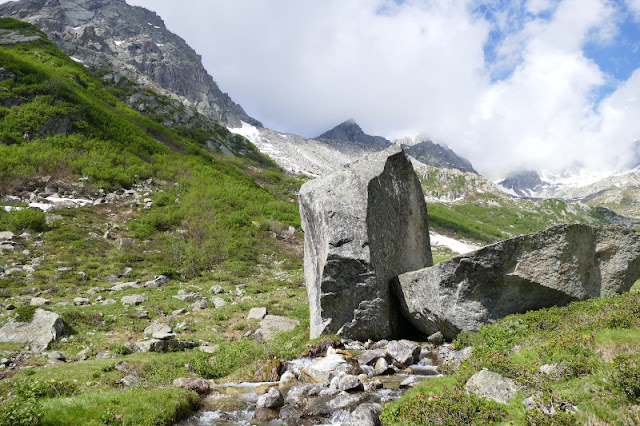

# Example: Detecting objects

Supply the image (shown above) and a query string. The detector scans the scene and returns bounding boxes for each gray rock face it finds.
[0,0,260,128]
[0,309,64,352]
[256,387,284,409]
[395,224,640,339]
[299,145,433,340]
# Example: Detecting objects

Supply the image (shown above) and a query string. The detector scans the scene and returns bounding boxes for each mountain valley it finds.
[0,1,640,425]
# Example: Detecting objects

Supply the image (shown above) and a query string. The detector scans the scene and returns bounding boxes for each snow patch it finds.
[114,40,124,46]
[430,232,480,254]
[71,26,82,30]
[495,183,519,198]
[156,43,164,47]
[229,121,261,144]
[28,196,95,212]
[70,56,84,64]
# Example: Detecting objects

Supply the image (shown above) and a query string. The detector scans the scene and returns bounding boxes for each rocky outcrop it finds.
[299,145,433,340]
[0,309,64,352]
[317,120,391,148]
[403,138,478,174]
[0,0,260,128]
[394,224,640,339]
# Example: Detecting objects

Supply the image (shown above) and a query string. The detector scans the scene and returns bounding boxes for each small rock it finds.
[172,377,210,394]
[48,351,65,361]
[212,297,226,308]
[110,282,140,291]
[336,374,363,392]
[198,345,218,354]
[464,369,519,404]
[300,354,362,383]
[121,294,147,306]
[278,371,298,390]
[30,297,50,306]
[172,308,187,315]
[254,315,300,341]
[173,290,202,302]
[256,387,284,409]
[76,349,89,361]
[144,275,169,288]
[121,374,142,387]
[73,297,90,306]
[101,298,116,305]
[209,285,223,294]
[191,298,209,310]
[248,307,267,320]
[143,323,172,336]
[427,331,445,345]
[343,402,383,426]
[399,376,421,389]
[387,340,421,367]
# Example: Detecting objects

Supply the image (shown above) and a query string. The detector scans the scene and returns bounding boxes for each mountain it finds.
[0,0,261,128]
[317,119,391,148]
[497,170,546,198]
[402,138,478,174]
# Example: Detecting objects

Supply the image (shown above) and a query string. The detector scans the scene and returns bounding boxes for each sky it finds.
[3,0,640,177]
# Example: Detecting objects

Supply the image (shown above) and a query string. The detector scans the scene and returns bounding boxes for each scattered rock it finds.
[248,307,267,320]
[172,377,210,394]
[279,371,298,390]
[110,282,140,291]
[386,340,421,367]
[121,294,147,306]
[299,144,433,340]
[212,297,226,308]
[333,374,363,392]
[135,338,197,353]
[464,370,519,404]
[343,402,382,426]
[191,298,208,310]
[144,275,169,288]
[73,297,90,306]
[209,285,223,294]
[395,224,640,339]
[427,331,445,345]
[399,376,421,389]
[358,349,388,366]
[143,323,172,336]
[121,374,142,387]
[173,290,202,302]
[300,354,362,383]
[30,297,50,306]
[257,387,284,409]
[0,309,63,352]
[254,315,300,341]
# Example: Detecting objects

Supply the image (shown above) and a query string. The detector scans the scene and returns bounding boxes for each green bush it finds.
[611,354,640,400]
[0,208,47,232]
[14,306,37,323]
[380,388,507,425]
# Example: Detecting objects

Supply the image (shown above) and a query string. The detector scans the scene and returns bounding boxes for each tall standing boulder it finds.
[394,224,640,340]
[299,144,432,340]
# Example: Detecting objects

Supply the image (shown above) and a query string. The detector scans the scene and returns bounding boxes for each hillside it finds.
[0,18,310,424]
[1,13,640,426]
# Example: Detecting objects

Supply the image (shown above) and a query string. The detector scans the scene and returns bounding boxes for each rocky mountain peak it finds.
[499,170,545,198]
[400,137,478,175]
[317,120,391,148]
[0,0,261,128]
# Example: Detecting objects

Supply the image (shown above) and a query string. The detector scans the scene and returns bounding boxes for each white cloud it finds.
[4,0,638,178]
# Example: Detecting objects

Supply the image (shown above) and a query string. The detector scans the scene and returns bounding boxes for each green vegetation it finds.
[382,289,640,425]
[0,18,309,425]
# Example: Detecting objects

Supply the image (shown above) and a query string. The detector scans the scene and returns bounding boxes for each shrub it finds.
[14,305,37,323]
[380,388,507,425]
[0,208,47,232]
[611,354,640,400]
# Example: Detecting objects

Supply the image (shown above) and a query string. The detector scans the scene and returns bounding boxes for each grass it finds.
[382,289,640,425]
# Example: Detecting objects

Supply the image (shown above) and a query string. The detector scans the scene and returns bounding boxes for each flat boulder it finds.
[0,309,63,352]
[299,144,432,340]
[394,224,640,339]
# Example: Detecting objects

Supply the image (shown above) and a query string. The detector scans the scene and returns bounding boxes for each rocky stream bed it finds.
[179,337,468,426]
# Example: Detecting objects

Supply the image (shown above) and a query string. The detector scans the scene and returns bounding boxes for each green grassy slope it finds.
[0,18,312,425]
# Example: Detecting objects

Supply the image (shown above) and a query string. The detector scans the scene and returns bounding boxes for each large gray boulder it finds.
[0,309,64,352]
[299,144,432,340]
[394,224,640,339]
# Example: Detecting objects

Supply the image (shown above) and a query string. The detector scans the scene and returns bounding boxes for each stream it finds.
[180,341,444,426]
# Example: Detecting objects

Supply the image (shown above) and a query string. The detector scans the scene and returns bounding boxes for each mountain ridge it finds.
[0,0,261,128]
